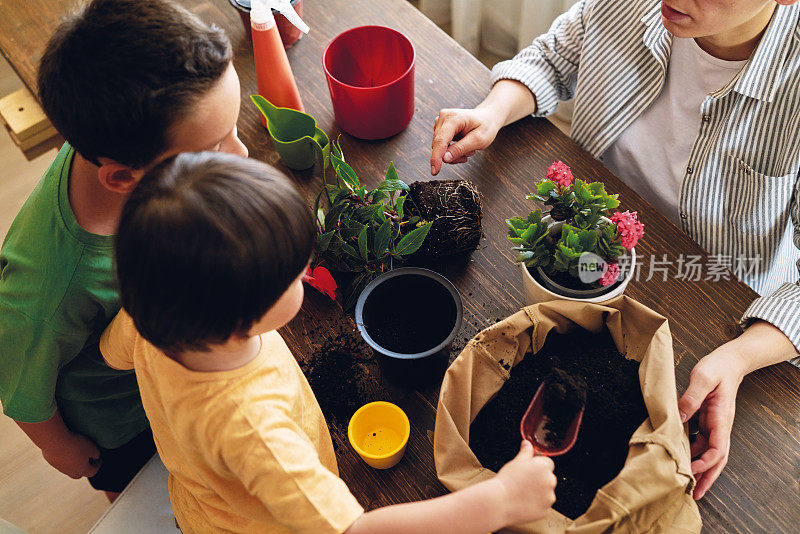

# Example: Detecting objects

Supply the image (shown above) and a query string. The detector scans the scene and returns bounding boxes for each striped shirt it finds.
[492,0,800,363]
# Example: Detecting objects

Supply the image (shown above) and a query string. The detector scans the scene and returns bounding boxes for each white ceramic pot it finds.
[518,215,636,304]
[519,249,636,305]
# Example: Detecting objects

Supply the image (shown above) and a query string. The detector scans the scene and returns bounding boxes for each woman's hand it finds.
[430,107,504,175]
[429,79,537,176]
[678,320,797,500]
[678,347,746,500]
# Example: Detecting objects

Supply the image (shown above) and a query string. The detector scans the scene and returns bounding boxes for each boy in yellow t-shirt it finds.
[100,152,557,534]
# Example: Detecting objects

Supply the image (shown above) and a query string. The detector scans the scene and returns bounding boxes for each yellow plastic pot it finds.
[348,401,410,469]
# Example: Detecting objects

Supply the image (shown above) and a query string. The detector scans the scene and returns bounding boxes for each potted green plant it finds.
[308,140,433,310]
[507,161,644,303]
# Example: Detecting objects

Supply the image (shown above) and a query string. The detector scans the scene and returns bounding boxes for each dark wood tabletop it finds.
[2,0,799,531]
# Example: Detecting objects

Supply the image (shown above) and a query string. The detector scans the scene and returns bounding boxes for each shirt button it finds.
[686,166,694,174]
[702,114,711,122]
[680,212,688,219]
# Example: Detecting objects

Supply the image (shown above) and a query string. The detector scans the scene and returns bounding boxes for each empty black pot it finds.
[355,267,463,388]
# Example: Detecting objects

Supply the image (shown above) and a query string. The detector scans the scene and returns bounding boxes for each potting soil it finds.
[469,329,647,519]
[362,274,457,354]
[406,179,482,259]
[542,368,587,447]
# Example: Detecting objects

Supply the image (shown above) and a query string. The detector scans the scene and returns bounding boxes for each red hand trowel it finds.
[520,382,585,456]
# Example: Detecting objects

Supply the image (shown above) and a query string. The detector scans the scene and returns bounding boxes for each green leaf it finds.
[343,270,375,312]
[392,219,401,242]
[385,161,399,182]
[526,209,544,225]
[317,231,335,252]
[375,220,391,256]
[578,229,597,251]
[341,220,366,242]
[535,180,557,197]
[334,161,360,190]
[396,195,406,219]
[519,224,536,242]
[330,137,343,160]
[506,217,527,235]
[354,204,383,221]
[313,187,325,227]
[341,243,363,263]
[324,202,346,231]
[394,222,432,256]
[370,189,388,204]
[377,179,410,192]
[358,225,369,261]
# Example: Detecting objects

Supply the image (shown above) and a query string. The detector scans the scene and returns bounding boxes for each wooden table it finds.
[2,1,799,531]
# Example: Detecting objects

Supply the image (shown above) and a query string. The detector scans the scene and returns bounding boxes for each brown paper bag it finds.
[434,297,702,533]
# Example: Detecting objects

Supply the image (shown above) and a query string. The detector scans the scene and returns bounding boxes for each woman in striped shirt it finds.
[430,0,800,500]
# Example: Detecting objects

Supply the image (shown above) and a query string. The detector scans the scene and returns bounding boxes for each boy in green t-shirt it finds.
[0,0,248,500]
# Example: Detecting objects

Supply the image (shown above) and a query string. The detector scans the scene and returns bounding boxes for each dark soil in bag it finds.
[541,368,587,446]
[469,329,647,519]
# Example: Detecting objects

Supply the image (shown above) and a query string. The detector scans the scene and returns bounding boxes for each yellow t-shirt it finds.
[99,311,364,534]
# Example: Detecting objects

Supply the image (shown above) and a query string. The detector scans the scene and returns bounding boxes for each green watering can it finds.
[251,95,330,171]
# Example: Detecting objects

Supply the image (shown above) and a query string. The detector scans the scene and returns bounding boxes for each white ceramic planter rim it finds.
[519,248,636,303]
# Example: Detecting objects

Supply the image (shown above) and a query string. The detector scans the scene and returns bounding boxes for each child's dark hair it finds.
[116,152,316,353]
[37,0,232,168]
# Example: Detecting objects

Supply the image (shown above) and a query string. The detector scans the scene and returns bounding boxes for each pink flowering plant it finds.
[507,161,644,288]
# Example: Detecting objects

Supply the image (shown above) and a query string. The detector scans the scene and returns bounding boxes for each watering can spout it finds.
[250,95,330,171]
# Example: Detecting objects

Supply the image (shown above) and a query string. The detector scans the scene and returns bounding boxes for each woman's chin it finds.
[662,18,700,39]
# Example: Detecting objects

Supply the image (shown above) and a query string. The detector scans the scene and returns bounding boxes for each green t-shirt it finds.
[0,143,147,448]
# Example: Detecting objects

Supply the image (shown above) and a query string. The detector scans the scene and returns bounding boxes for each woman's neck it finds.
[174,334,262,372]
[695,3,776,61]
[69,153,128,235]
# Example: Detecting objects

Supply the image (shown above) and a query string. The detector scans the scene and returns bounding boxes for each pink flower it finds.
[546,161,574,187]
[303,265,337,300]
[600,262,620,287]
[611,210,644,250]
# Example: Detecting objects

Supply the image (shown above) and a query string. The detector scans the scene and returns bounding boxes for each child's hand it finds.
[493,440,557,525]
[41,431,101,479]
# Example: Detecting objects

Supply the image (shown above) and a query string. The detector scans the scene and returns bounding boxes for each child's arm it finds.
[345,441,556,534]
[11,310,137,480]
[15,410,101,479]
[0,307,102,479]
[98,310,137,371]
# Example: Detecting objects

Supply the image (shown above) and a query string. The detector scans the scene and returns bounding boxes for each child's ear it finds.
[96,160,146,195]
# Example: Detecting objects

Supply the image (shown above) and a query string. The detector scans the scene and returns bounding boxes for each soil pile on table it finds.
[541,368,587,446]
[362,273,457,354]
[406,179,482,259]
[469,329,647,519]
[299,323,383,432]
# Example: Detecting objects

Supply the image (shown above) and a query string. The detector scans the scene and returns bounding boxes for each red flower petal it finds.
[303,265,337,300]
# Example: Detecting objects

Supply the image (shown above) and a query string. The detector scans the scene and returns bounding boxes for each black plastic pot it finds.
[355,268,463,387]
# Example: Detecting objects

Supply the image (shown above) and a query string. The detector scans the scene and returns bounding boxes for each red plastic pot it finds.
[228,0,304,48]
[323,26,415,140]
